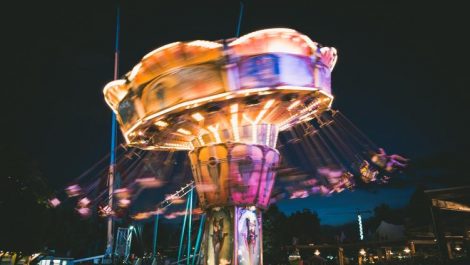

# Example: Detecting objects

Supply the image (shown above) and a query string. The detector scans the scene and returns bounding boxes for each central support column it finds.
[189,143,279,265]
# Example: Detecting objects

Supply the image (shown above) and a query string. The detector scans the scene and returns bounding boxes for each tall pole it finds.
[186,190,193,265]
[178,194,191,264]
[107,3,120,256]
[153,213,160,256]
[192,214,205,265]
[235,1,244,37]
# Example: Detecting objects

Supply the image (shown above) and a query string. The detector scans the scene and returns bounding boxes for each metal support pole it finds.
[187,190,193,265]
[106,4,120,257]
[235,1,244,37]
[153,213,160,257]
[192,214,206,265]
[178,195,191,264]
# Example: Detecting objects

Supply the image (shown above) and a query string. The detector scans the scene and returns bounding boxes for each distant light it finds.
[455,245,462,251]
[314,249,320,256]
[129,225,135,230]
[404,247,411,254]
[191,112,204,122]
[359,249,366,256]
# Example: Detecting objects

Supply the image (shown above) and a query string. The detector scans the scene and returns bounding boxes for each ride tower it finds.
[103,28,337,265]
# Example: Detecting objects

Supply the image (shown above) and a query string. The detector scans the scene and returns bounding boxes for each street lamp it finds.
[404,247,411,254]
[314,249,320,256]
[359,249,366,256]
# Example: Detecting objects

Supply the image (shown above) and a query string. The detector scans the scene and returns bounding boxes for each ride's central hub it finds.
[103,28,337,265]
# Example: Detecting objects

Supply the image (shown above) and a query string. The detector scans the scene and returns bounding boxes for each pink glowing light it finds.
[48,198,61,208]
[78,197,90,208]
[77,207,91,217]
[65,184,81,197]
[135,177,164,188]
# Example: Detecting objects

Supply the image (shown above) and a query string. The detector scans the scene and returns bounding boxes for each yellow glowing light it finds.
[359,249,367,256]
[231,118,240,142]
[230,104,238,114]
[254,109,268,124]
[191,112,205,122]
[187,40,222,49]
[230,104,240,141]
[198,136,206,146]
[163,142,189,148]
[243,113,254,124]
[154,120,169,127]
[103,79,127,111]
[287,100,301,111]
[177,128,192,135]
[314,249,320,256]
[208,124,222,143]
[264,99,275,109]
[129,62,142,80]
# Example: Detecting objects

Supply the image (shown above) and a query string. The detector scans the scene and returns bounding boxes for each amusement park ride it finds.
[101,28,407,265]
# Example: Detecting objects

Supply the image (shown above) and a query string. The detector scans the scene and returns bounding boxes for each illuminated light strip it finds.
[198,136,206,146]
[254,109,267,124]
[263,99,275,110]
[207,124,221,143]
[177,128,192,135]
[143,42,181,60]
[230,103,238,114]
[229,28,297,46]
[276,85,318,91]
[287,100,300,111]
[235,87,271,95]
[128,62,142,81]
[230,104,240,142]
[358,214,364,240]
[191,112,204,122]
[103,79,127,111]
[150,145,188,151]
[164,142,189,148]
[187,40,223,49]
[154,120,169,127]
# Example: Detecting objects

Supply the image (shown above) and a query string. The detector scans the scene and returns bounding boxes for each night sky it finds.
[3,0,469,225]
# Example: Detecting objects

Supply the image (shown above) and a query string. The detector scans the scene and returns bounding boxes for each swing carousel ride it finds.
[50,28,408,265]
[102,28,407,265]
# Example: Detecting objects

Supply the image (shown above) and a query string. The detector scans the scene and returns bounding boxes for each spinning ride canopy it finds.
[103,28,337,151]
